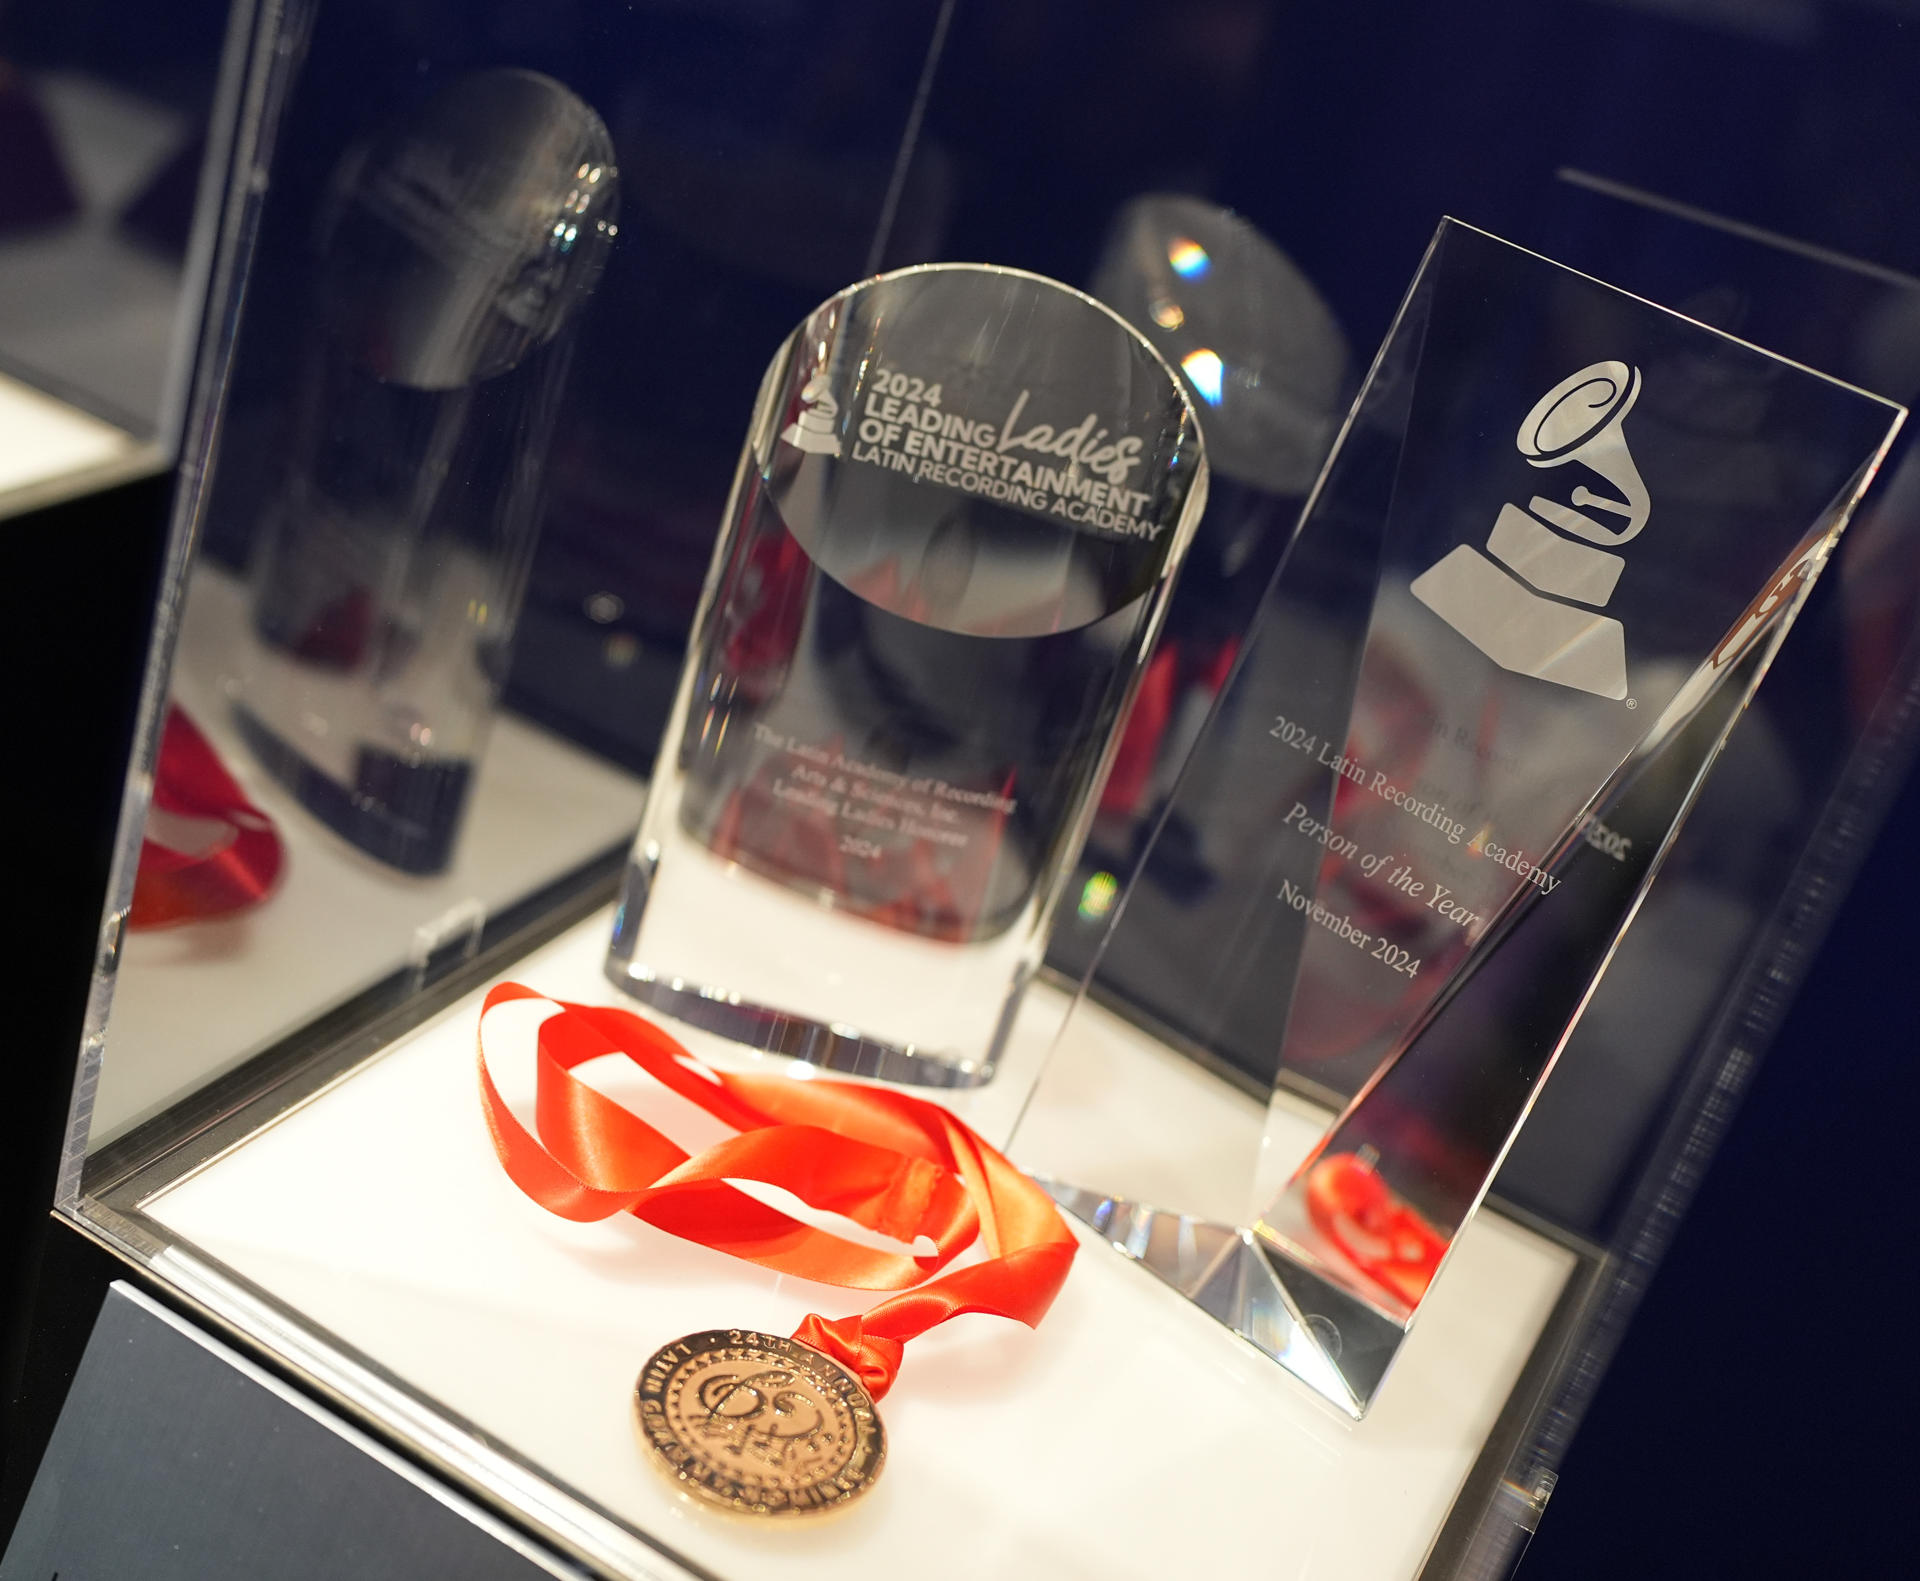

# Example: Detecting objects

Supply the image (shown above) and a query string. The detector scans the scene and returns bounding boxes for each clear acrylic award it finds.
[1024,220,1904,1416]
[606,264,1208,1102]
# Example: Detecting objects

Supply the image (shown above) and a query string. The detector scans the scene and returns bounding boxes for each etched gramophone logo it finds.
[781,373,843,458]
[1411,361,1649,699]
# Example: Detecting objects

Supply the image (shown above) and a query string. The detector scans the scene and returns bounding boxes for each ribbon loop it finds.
[478,984,1077,1398]
[793,1313,907,1399]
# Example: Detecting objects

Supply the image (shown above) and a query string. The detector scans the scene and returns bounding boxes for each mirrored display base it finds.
[123,906,1578,1581]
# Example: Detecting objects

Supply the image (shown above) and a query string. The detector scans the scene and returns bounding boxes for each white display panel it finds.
[148,908,1576,1581]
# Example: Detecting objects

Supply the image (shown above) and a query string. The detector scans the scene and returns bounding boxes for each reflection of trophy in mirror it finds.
[1411,361,1647,699]
[236,70,617,873]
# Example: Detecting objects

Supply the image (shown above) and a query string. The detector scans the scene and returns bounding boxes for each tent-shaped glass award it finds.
[1017,220,1905,1418]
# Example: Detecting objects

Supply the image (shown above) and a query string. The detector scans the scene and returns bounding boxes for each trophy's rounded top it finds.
[325,67,620,389]
[755,259,1212,638]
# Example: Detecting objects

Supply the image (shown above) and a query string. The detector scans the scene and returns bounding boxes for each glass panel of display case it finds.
[71,0,966,1152]
[1440,172,1920,1573]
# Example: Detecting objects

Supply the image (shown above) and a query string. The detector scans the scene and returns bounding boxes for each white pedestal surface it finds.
[144,908,1575,1581]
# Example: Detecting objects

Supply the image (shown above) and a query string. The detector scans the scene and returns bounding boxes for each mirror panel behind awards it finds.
[60,0,969,1160]
[85,61,642,1146]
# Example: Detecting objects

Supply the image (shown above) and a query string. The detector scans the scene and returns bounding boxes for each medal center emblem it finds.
[635,1330,885,1516]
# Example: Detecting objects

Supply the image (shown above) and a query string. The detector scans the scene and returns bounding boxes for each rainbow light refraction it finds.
[1078,870,1120,921]
[1168,238,1210,278]
[1181,348,1224,405]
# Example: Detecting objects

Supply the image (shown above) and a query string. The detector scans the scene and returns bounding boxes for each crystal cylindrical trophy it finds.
[606,264,1208,1095]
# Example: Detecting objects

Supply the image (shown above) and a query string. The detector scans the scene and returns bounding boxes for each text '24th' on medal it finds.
[635,1330,886,1517]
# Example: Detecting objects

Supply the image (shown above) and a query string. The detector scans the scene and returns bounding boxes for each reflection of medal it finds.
[636,1330,885,1516]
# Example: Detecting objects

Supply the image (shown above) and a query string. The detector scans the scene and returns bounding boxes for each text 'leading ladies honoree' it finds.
[607,266,1209,1097]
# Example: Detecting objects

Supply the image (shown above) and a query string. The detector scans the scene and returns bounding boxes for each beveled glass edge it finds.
[1406,390,1920,1570]
[762,259,1214,587]
[806,258,1213,449]
[1243,221,1908,1391]
[1038,214,1911,1454]
[1440,215,1910,414]
[1255,448,1896,1408]
[58,0,310,1217]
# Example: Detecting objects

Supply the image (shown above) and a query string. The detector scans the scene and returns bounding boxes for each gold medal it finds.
[635,1330,886,1517]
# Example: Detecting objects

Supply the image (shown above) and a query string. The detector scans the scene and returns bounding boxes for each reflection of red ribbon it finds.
[477,986,1076,1399]
[1304,1152,1447,1307]
[129,705,284,930]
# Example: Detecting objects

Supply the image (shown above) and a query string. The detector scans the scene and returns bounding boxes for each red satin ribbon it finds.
[129,705,284,929]
[477,985,1077,1399]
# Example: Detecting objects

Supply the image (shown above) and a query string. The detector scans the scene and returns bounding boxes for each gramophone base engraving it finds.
[1488,503,1624,604]
[1411,544,1628,699]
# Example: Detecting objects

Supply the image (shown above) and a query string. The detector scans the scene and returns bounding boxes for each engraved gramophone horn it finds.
[1516,360,1650,546]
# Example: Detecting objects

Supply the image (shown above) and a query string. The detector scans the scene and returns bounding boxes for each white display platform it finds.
[148,908,1576,1581]
[97,568,649,1142]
